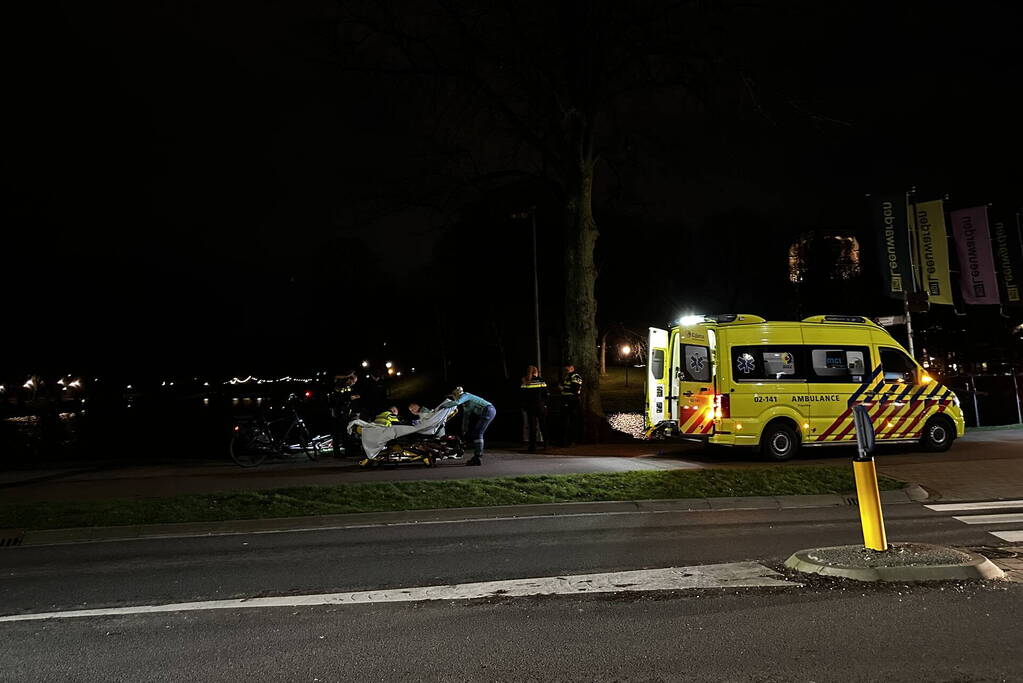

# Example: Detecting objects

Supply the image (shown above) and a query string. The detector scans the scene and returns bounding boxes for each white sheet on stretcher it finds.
[347,406,456,458]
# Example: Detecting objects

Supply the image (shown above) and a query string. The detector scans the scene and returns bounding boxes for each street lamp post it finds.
[513,207,542,373]
[530,207,541,374]
[621,344,632,387]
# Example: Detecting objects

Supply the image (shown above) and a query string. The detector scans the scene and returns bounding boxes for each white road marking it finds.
[990,530,1023,543]
[952,513,1023,525]
[925,500,1023,512]
[21,509,736,547]
[0,562,798,622]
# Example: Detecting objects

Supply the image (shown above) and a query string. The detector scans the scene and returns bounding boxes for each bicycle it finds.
[229,395,326,467]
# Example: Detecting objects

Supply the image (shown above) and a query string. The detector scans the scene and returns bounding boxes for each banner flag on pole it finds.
[913,200,954,305]
[991,210,1023,307]
[950,205,1000,305]
[871,194,914,299]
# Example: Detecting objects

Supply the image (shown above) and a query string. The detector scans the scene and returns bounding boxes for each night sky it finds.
[7,1,1021,380]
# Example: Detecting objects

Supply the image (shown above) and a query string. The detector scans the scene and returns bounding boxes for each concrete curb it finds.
[13,485,925,548]
[785,543,1005,582]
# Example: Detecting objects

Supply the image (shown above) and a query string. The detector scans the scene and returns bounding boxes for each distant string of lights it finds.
[5,363,415,396]
[224,376,315,385]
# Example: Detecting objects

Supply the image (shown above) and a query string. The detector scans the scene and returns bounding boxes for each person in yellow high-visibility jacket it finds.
[520,365,548,453]
[373,406,401,427]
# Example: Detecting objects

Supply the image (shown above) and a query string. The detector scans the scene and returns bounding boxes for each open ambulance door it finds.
[646,327,669,430]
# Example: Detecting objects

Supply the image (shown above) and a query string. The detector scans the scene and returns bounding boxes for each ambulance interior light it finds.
[714,394,730,419]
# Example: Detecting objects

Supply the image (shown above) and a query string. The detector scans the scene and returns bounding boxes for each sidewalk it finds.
[0,445,706,503]
[1,429,1020,504]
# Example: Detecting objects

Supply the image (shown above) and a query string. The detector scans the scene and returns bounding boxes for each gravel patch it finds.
[805,542,974,569]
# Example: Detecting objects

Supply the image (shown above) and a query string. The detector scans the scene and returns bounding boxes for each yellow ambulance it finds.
[645,314,965,460]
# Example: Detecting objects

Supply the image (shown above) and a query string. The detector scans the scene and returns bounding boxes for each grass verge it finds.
[0,467,903,531]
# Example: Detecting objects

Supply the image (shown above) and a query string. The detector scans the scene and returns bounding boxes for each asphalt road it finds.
[3,499,1021,680]
[4,585,1019,682]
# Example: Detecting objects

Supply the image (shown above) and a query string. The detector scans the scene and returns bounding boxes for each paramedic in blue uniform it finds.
[439,386,495,466]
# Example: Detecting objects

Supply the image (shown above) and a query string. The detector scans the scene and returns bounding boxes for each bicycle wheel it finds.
[229,424,271,467]
[295,424,318,461]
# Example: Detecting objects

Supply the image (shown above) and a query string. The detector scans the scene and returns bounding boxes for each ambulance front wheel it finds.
[920,415,955,453]
[760,423,799,462]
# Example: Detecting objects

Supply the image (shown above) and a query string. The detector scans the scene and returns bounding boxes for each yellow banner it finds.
[914,200,953,305]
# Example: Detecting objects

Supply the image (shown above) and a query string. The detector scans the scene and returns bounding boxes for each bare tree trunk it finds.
[564,156,603,441]
[599,328,608,376]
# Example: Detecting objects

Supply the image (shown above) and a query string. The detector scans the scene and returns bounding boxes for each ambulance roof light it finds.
[677,314,767,326]
[803,315,883,328]
[706,314,767,324]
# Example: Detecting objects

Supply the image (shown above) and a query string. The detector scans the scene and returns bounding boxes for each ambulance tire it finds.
[760,422,799,462]
[919,415,955,453]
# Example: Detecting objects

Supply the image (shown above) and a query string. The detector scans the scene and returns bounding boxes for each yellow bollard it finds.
[853,459,888,551]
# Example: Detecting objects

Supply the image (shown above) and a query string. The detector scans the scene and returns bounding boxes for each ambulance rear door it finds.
[646,327,669,427]
[674,326,716,436]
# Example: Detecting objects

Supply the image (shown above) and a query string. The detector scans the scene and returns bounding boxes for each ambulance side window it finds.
[731,346,803,381]
[651,350,665,380]
[880,347,917,383]
[682,345,711,382]
[809,346,871,383]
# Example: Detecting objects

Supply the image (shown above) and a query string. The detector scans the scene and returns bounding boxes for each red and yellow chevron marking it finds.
[896,400,951,439]
[815,370,887,442]
[877,399,923,438]
[678,403,715,435]
[813,379,950,443]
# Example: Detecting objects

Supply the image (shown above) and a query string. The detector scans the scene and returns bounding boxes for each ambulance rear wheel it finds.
[761,423,799,462]
[920,416,955,453]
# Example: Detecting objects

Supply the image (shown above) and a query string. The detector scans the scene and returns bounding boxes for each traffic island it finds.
[785,542,1005,582]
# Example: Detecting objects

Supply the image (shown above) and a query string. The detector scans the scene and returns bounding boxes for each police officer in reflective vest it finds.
[559,364,583,446]
[520,365,548,453]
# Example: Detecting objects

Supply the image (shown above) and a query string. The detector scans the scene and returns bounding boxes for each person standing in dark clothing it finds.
[519,365,548,453]
[559,363,583,446]
[327,372,360,458]
[357,371,387,419]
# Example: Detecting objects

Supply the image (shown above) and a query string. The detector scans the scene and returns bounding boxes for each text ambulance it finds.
[645,314,964,460]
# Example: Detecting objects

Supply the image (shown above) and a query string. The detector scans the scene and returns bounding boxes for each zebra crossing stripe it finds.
[926,500,1023,512]
[952,513,1023,525]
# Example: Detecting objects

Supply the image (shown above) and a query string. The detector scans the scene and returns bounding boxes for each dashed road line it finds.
[0,562,799,623]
